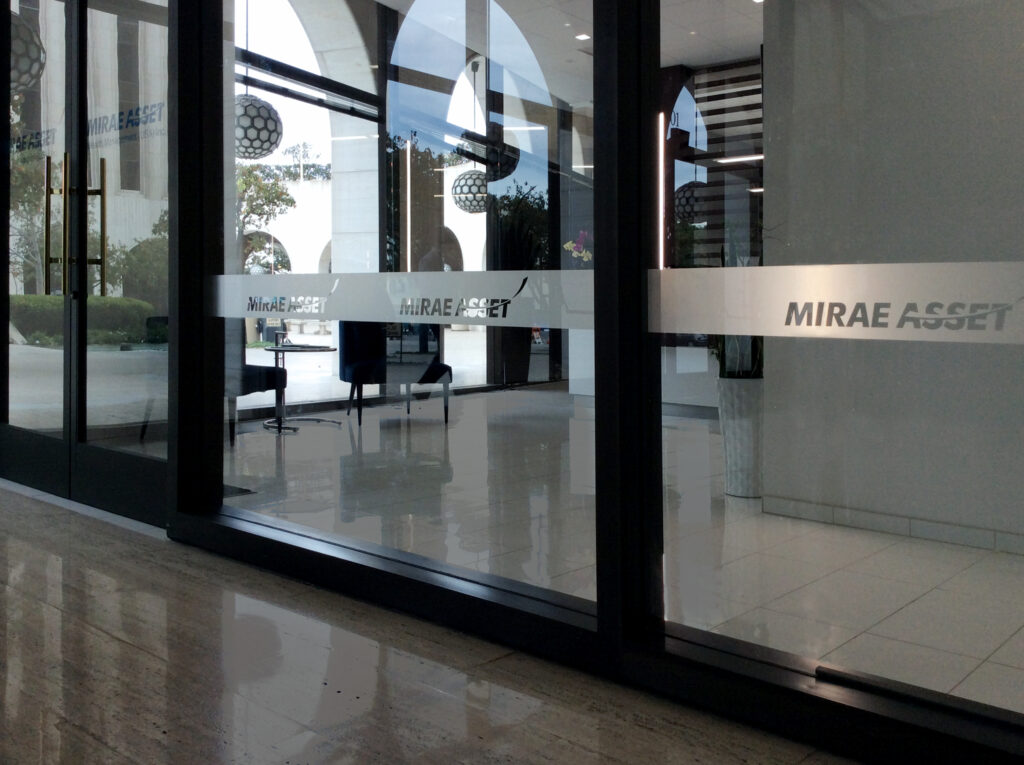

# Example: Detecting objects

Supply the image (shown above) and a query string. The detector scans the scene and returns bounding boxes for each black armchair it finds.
[338,321,387,426]
[339,321,452,425]
[228,364,287,444]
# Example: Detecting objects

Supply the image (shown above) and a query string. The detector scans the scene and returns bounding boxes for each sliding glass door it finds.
[3,0,169,523]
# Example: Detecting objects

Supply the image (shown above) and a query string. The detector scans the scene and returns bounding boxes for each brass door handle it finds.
[43,154,69,295]
[44,155,52,294]
[85,157,106,296]
[43,155,106,297]
[62,152,70,295]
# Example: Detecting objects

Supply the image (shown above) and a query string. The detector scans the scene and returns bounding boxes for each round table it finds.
[262,343,338,433]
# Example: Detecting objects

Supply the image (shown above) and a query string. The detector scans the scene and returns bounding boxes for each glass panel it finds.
[8,0,65,434]
[657,0,1024,715]
[220,0,595,604]
[84,1,169,457]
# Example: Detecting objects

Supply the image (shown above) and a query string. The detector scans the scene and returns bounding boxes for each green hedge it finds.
[11,295,156,343]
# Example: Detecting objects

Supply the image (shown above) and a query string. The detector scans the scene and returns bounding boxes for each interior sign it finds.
[784,301,1016,332]
[397,277,528,319]
[215,271,594,330]
[245,279,340,315]
[651,263,1024,344]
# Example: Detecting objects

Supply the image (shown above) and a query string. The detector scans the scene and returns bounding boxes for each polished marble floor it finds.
[0,482,857,764]
[225,385,1024,717]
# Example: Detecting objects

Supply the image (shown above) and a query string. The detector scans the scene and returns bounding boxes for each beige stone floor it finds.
[0,482,857,764]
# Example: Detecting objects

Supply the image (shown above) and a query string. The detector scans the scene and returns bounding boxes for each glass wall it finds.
[656,0,1024,716]
[83,1,170,456]
[8,0,65,435]
[218,0,596,603]
[7,0,169,455]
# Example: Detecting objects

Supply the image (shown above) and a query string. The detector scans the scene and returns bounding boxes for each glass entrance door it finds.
[3,0,168,523]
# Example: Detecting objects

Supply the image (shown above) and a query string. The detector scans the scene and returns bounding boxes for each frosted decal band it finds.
[650,263,1024,344]
[214,270,594,330]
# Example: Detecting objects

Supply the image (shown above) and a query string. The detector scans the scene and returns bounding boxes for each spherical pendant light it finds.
[452,170,488,214]
[674,180,707,225]
[234,94,283,160]
[10,12,46,95]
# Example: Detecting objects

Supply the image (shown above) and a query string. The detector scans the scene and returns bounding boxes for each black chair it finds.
[409,359,453,424]
[228,364,287,444]
[339,321,452,425]
[339,321,387,426]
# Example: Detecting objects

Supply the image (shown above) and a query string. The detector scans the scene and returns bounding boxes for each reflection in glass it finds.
[84,2,169,457]
[222,0,595,602]
[8,1,65,434]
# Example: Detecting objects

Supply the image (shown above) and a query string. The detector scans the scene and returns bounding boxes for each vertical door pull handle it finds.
[85,158,107,296]
[42,155,69,295]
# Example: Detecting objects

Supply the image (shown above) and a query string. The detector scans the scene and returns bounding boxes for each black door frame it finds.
[164,0,1024,760]
[1,0,167,524]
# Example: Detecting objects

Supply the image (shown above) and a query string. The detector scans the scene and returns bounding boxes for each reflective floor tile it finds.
[823,633,980,693]
[713,608,859,659]
[870,588,1024,659]
[766,570,930,631]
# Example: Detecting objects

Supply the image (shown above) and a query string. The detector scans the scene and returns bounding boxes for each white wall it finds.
[762,1,1024,546]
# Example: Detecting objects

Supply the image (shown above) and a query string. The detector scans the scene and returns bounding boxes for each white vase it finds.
[717,377,763,498]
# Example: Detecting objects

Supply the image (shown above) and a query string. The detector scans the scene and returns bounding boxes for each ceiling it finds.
[384,0,763,106]
[660,0,763,68]
[288,0,764,111]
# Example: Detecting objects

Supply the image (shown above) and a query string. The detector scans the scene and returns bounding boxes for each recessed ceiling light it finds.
[748,187,764,193]
[575,33,591,41]
[752,0,764,4]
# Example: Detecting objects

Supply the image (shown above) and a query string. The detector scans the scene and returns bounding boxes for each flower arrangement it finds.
[562,230,593,266]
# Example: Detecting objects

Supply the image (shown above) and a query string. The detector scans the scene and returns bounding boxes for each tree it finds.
[493,182,550,270]
[280,142,331,182]
[242,232,291,274]
[9,95,48,293]
[106,210,168,313]
[235,163,296,269]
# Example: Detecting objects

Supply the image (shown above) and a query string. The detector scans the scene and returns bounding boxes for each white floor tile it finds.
[870,588,1024,659]
[712,554,836,607]
[767,570,930,631]
[764,528,898,568]
[665,528,755,569]
[990,627,1024,669]
[715,514,822,553]
[664,587,752,630]
[548,565,597,601]
[712,608,859,659]
[823,633,980,693]
[939,555,1024,610]
[951,662,1024,715]
[845,539,985,586]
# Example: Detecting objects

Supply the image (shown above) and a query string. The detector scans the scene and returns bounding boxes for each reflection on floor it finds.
[0,482,857,764]
[226,388,1024,716]
[226,384,596,595]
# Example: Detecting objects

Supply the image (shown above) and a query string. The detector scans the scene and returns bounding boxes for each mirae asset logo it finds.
[784,299,1023,331]
[246,279,340,315]
[398,277,529,319]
